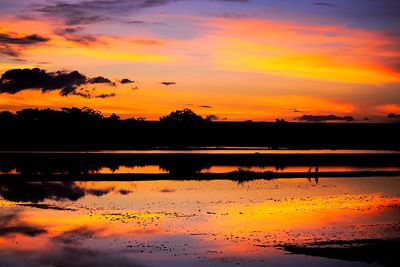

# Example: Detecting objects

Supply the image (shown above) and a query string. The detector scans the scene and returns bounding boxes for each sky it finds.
[0,0,399,122]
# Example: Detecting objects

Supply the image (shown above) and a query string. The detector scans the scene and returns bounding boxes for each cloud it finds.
[0,33,49,44]
[220,12,250,19]
[34,0,246,27]
[95,93,116,99]
[313,2,337,8]
[295,114,355,122]
[55,27,99,45]
[199,105,212,108]
[132,39,164,45]
[88,76,116,86]
[120,78,135,84]
[0,33,49,58]
[0,68,116,98]
[0,46,19,57]
[160,81,176,86]
[219,0,248,2]
[205,114,219,121]
[34,0,174,27]
[387,113,400,119]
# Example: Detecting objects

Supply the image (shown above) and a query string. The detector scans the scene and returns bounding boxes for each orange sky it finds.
[0,0,399,121]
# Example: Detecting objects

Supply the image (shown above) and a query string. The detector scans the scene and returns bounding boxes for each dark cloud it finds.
[313,2,337,7]
[34,0,173,26]
[126,20,147,25]
[295,114,355,122]
[56,27,84,35]
[199,105,212,108]
[160,81,176,86]
[0,33,49,58]
[88,76,116,86]
[55,27,100,45]
[61,34,98,45]
[387,113,400,119]
[205,114,220,121]
[0,33,49,44]
[0,68,116,98]
[219,0,248,2]
[120,78,135,84]
[34,0,246,27]
[0,45,19,57]
[95,93,116,98]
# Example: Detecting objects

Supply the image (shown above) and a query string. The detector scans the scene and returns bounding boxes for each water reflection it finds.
[1,178,399,266]
[1,164,400,175]
[0,181,131,203]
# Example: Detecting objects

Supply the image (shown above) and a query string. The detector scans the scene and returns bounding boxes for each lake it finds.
[0,151,399,266]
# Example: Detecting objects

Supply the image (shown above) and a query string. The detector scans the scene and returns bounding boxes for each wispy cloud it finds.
[0,33,49,58]
[313,2,337,8]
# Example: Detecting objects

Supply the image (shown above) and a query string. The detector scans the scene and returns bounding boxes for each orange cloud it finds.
[376,104,400,114]
[203,18,400,84]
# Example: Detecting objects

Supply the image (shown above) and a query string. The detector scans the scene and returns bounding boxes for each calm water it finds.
[2,149,400,154]
[1,176,399,266]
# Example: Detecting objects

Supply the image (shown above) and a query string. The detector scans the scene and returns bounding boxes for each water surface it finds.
[1,176,399,266]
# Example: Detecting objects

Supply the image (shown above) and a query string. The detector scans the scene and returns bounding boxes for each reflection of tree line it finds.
[0,155,399,175]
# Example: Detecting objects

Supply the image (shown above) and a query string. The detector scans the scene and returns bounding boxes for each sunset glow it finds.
[1,0,399,121]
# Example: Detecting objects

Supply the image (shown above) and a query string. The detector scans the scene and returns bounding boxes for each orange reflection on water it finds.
[0,178,399,266]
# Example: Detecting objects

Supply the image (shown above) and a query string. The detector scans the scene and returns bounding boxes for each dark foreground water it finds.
[1,175,399,266]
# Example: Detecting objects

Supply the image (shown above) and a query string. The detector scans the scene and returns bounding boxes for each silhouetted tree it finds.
[108,113,120,121]
[160,109,206,124]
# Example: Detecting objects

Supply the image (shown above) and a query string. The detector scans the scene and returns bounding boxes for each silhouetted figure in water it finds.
[314,166,319,185]
[307,167,312,183]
